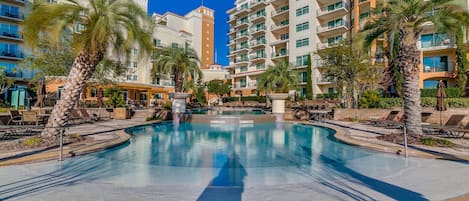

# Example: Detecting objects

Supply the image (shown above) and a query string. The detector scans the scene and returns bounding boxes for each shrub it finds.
[105,87,125,107]
[22,137,43,147]
[360,90,381,108]
[360,97,469,109]
[146,117,158,121]
[223,96,266,102]
[163,101,172,110]
[317,93,339,100]
[420,137,454,147]
[69,134,85,141]
[421,88,461,98]
[377,98,403,109]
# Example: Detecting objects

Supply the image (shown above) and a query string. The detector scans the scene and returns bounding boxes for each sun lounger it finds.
[79,109,97,122]
[423,114,466,135]
[7,110,23,125]
[370,110,400,127]
[437,123,469,138]
[70,109,84,124]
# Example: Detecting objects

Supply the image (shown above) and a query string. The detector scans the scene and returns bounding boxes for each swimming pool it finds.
[190,109,265,115]
[1,122,469,201]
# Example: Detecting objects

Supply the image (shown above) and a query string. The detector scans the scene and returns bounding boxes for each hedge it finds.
[420,88,461,98]
[223,96,266,102]
[363,97,469,109]
[316,93,339,100]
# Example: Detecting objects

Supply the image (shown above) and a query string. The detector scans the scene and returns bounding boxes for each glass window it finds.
[296,38,309,48]
[256,63,265,69]
[296,55,309,66]
[240,66,248,72]
[280,33,289,40]
[296,6,309,16]
[423,56,449,72]
[296,22,309,32]
[423,80,447,89]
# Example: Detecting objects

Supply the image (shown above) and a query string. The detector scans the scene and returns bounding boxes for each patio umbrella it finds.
[97,88,104,108]
[34,79,46,108]
[436,80,447,126]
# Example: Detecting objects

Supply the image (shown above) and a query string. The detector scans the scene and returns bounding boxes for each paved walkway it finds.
[0,110,155,166]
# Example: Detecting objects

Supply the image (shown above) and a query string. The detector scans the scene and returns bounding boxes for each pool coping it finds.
[296,121,468,162]
[0,121,159,167]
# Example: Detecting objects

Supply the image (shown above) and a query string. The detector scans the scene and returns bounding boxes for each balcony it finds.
[4,0,25,5]
[233,45,250,53]
[317,21,349,37]
[271,50,288,59]
[317,1,348,21]
[271,8,289,20]
[250,26,266,35]
[270,38,289,46]
[0,32,22,41]
[423,62,454,73]
[250,13,266,23]
[250,54,266,62]
[419,38,456,52]
[271,23,289,33]
[0,51,24,60]
[249,39,266,48]
[234,58,250,65]
[250,0,269,9]
[271,0,288,7]
[235,20,250,29]
[236,33,250,40]
[0,11,24,21]
[358,0,370,9]
[317,77,336,85]
[233,7,250,16]
[233,81,258,89]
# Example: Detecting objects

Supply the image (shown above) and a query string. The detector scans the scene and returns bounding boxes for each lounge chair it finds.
[70,109,84,124]
[442,123,469,138]
[22,111,39,126]
[79,109,97,122]
[423,114,466,135]
[370,110,400,127]
[7,110,23,125]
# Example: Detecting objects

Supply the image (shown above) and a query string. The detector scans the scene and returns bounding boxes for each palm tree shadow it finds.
[196,152,247,201]
[0,153,118,200]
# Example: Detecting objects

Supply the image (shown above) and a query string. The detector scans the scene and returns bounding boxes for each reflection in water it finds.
[196,152,247,201]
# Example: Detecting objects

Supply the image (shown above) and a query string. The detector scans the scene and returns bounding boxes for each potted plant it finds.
[104,87,128,119]
[257,60,300,114]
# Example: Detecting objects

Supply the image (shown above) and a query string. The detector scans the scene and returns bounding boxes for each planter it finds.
[113,107,130,119]
[170,93,190,114]
[268,93,289,114]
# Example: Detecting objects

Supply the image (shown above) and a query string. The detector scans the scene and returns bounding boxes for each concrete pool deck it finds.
[0,115,468,200]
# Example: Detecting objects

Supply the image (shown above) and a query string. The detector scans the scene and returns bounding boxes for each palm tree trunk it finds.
[41,52,103,138]
[174,71,184,93]
[398,29,422,135]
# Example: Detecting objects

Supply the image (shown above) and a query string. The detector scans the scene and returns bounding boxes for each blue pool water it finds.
[1,122,469,201]
[190,109,265,115]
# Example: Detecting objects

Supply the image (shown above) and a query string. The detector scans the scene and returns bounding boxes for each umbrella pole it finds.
[440,111,442,127]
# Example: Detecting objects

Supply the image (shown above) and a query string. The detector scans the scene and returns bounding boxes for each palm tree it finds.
[151,46,202,93]
[257,60,300,94]
[362,0,469,134]
[23,0,153,138]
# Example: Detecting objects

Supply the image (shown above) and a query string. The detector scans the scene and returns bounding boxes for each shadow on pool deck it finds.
[196,152,247,201]
[0,154,115,200]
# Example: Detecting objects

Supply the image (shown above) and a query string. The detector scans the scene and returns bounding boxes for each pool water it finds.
[1,122,469,201]
[190,109,265,115]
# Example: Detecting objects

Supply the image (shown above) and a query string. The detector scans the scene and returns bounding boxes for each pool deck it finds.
[0,112,154,166]
[304,120,469,162]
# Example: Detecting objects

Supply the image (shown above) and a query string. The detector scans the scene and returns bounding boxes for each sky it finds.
[148,0,236,66]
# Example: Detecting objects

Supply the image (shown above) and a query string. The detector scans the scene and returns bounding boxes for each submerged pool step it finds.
[210,120,255,124]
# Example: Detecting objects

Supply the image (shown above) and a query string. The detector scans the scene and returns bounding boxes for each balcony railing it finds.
[420,38,455,49]
[317,21,348,33]
[423,62,454,73]
[271,50,288,58]
[0,11,24,20]
[233,82,257,89]
[271,8,289,17]
[250,54,266,60]
[250,39,266,46]
[250,26,266,34]
[317,1,348,16]
[271,23,289,31]
[0,32,22,40]
[0,51,24,59]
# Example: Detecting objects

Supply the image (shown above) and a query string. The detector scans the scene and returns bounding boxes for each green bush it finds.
[420,137,454,147]
[360,97,469,109]
[223,96,266,102]
[162,101,172,110]
[360,90,381,108]
[317,93,339,100]
[421,88,461,98]
[22,137,43,146]
[377,98,403,109]
[105,87,125,107]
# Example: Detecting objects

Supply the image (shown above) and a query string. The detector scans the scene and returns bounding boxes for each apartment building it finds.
[227,0,467,98]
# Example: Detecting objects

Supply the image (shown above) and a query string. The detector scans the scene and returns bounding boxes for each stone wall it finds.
[333,108,469,125]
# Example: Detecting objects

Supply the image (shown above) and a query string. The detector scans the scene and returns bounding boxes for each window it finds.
[255,22,265,31]
[133,62,137,68]
[423,56,450,72]
[296,22,309,32]
[133,75,138,80]
[240,41,248,49]
[255,49,265,58]
[0,61,16,76]
[240,53,248,61]
[0,23,18,38]
[280,19,289,26]
[256,63,265,69]
[327,18,344,28]
[296,6,309,16]
[423,80,447,89]
[240,3,249,10]
[359,12,369,21]
[240,29,248,36]
[421,33,451,48]
[239,78,247,88]
[0,42,20,57]
[240,16,248,24]
[132,48,138,56]
[154,39,161,47]
[327,1,344,11]
[126,75,132,80]
[301,72,308,83]
[280,33,289,40]
[90,88,97,97]
[256,36,266,44]
[1,4,20,18]
[75,23,85,32]
[255,9,265,17]
[240,66,248,72]
[296,38,309,48]
[327,35,343,45]
[171,43,179,48]
[296,55,309,66]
